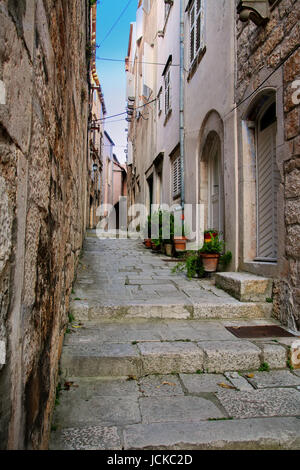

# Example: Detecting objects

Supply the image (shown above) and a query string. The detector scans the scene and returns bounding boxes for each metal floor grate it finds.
[225,325,297,339]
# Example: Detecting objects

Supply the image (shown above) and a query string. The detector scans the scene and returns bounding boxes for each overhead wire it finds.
[96,56,180,66]
[97,0,135,48]
[92,97,157,122]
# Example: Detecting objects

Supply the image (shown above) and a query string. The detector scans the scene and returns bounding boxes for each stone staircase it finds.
[50,236,300,450]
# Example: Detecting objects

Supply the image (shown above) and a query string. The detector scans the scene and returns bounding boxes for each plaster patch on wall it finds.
[0,81,6,105]
[0,340,6,365]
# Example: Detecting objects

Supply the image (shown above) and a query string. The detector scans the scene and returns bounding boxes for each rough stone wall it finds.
[236,0,300,330]
[0,0,89,449]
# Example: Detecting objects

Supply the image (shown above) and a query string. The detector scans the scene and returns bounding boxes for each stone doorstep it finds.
[60,338,287,378]
[215,272,273,302]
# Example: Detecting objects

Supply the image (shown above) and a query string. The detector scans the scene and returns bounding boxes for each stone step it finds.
[70,299,273,321]
[215,272,273,302]
[60,320,289,378]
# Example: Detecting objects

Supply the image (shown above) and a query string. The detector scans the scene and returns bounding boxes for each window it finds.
[157,87,162,115]
[189,0,203,64]
[172,156,181,199]
[164,64,171,115]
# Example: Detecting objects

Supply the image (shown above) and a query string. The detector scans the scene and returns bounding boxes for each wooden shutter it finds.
[257,121,279,260]
[173,157,181,198]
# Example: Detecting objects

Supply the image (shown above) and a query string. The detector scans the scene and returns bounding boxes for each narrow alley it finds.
[0,0,300,454]
[50,232,300,450]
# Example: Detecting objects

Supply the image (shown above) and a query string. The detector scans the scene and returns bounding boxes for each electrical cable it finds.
[97,0,135,48]
[96,56,180,66]
[91,98,157,122]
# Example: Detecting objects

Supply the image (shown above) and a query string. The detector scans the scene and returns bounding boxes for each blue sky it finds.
[96,0,137,163]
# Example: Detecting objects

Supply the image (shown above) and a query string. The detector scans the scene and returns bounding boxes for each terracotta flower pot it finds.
[151,242,161,251]
[200,253,220,272]
[144,238,152,248]
[165,243,173,257]
[174,236,187,252]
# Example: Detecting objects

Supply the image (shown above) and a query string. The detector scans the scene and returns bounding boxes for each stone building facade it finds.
[126,0,300,330]
[236,0,300,330]
[0,0,92,449]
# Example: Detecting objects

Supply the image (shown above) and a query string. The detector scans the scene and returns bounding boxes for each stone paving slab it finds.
[52,395,141,427]
[50,425,122,450]
[160,320,239,342]
[139,396,225,423]
[243,370,300,389]
[179,373,233,393]
[138,375,184,397]
[122,417,300,450]
[216,388,300,418]
[224,372,254,391]
[138,341,204,374]
[70,237,273,321]
[199,340,261,373]
[61,343,142,377]
[60,377,140,400]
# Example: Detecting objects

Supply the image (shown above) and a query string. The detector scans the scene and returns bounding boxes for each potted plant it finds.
[172,251,205,279]
[199,233,224,273]
[173,220,189,253]
[162,211,174,257]
[204,229,219,243]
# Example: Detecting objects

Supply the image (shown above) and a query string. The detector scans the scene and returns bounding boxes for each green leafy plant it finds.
[287,358,294,371]
[200,234,224,254]
[68,312,75,323]
[266,297,273,303]
[259,362,270,372]
[172,251,205,279]
[219,251,233,268]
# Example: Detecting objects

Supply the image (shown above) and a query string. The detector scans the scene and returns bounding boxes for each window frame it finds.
[157,86,163,116]
[164,63,171,116]
[172,156,181,200]
[189,0,204,67]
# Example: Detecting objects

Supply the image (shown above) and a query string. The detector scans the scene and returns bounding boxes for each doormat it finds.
[225,325,297,339]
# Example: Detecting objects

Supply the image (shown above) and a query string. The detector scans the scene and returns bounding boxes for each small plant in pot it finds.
[162,212,175,257]
[172,251,205,279]
[173,221,189,253]
[200,234,224,273]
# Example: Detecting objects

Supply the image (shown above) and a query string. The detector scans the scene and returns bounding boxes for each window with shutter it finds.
[164,65,171,115]
[157,87,162,115]
[172,157,181,199]
[189,0,204,65]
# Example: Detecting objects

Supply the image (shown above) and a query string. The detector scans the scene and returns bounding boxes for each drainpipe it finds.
[179,0,185,219]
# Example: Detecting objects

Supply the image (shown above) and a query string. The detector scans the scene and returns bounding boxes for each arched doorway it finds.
[256,100,279,261]
[200,131,224,236]
[208,137,223,233]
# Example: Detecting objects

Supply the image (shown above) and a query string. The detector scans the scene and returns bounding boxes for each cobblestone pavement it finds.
[70,234,272,320]
[50,369,300,450]
[50,234,300,450]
